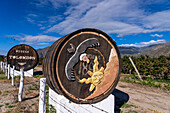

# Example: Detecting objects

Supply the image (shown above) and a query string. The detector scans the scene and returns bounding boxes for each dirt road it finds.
[117,81,170,113]
[0,70,169,112]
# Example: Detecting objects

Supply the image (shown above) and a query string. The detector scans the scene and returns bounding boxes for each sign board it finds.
[43,28,121,104]
[7,44,39,71]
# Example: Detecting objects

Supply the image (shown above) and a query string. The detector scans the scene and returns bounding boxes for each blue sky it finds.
[0,0,170,55]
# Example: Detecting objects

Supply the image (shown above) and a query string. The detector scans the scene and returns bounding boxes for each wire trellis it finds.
[0,63,112,113]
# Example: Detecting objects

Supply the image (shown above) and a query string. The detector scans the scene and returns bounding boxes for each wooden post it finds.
[3,62,5,73]
[0,62,2,70]
[12,66,15,86]
[129,57,143,81]
[5,63,7,76]
[1,62,3,71]
[18,69,24,101]
[5,64,6,75]
[4,62,6,73]
[2,62,3,72]
[39,78,46,113]
[7,64,10,79]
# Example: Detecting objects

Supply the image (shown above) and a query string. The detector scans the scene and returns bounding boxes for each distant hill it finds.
[118,46,140,55]
[36,42,170,58]
[134,42,170,57]
[118,43,163,56]
[37,46,50,58]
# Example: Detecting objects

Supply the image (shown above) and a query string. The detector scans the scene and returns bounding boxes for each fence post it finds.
[12,66,15,86]
[1,62,2,71]
[3,62,5,73]
[8,64,11,79]
[129,57,143,81]
[39,78,46,113]
[0,62,2,70]
[5,63,7,76]
[18,69,24,101]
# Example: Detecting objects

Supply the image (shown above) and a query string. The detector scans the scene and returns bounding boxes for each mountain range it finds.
[37,42,170,58]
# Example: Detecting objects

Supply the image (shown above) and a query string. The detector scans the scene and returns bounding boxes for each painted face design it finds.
[91,71,104,86]
[79,56,104,92]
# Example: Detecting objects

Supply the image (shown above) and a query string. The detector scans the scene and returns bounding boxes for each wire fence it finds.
[0,63,112,113]
[27,78,111,113]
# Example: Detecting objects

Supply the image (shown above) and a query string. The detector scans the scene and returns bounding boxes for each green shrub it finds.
[7,105,15,108]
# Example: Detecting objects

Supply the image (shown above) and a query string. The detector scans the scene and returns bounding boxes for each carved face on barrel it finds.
[79,56,104,92]
[91,71,104,86]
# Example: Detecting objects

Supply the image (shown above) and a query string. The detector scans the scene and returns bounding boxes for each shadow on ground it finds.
[112,89,129,113]
[22,94,39,101]
[33,71,43,75]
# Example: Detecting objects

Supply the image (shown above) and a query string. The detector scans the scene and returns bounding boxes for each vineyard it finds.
[122,55,170,80]
[1,55,170,81]
[1,55,170,80]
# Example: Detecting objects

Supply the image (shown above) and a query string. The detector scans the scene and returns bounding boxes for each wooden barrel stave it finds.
[43,47,55,91]
[43,38,62,94]
[47,38,64,94]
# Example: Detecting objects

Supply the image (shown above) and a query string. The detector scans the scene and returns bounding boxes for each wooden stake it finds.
[12,66,15,86]
[7,64,10,79]
[1,62,3,71]
[129,57,143,81]
[0,62,2,70]
[18,69,24,101]
[5,63,7,76]
[3,62,5,73]
[39,78,46,113]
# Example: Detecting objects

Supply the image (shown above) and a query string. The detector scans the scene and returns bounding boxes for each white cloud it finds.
[6,34,59,45]
[26,0,170,37]
[43,0,170,36]
[37,43,49,45]
[32,0,67,9]
[28,14,38,17]
[26,17,35,23]
[40,27,46,30]
[48,16,63,24]
[47,0,144,35]
[119,39,167,47]
[150,34,163,37]
[143,10,170,30]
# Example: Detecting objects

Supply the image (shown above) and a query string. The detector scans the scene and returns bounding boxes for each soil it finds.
[0,66,169,113]
[0,77,40,113]
[0,66,42,113]
[117,81,170,113]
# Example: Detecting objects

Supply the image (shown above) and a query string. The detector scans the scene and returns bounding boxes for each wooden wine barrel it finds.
[43,28,121,104]
[7,44,39,71]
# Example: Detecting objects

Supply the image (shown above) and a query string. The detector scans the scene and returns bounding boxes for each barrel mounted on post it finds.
[43,28,121,104]
[7,44,39,101]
